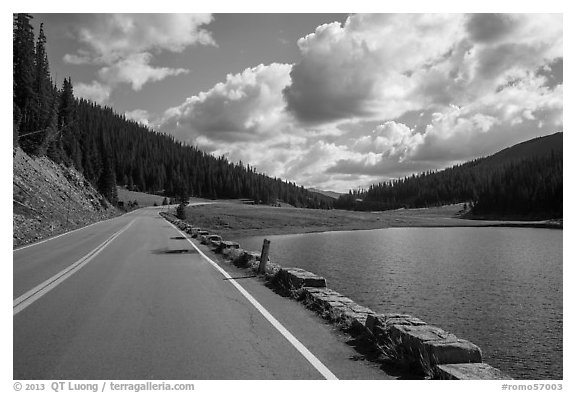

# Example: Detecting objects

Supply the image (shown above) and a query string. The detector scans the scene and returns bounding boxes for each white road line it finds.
[167,221,339,380]
[13,220,134,316]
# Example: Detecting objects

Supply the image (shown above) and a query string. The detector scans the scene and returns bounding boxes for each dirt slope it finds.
[13,148,120,248]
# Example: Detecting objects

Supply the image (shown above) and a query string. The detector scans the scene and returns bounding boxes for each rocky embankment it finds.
[13,148,119,248]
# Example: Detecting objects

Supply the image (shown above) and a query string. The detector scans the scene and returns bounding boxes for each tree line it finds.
[334,140,562,220]
[13,14,332,209]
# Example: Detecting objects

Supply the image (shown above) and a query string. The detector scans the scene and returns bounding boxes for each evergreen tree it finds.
[13,13,36,151]
[97,152,118,206]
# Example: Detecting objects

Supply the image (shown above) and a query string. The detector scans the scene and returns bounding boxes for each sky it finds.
[30,13,563,193]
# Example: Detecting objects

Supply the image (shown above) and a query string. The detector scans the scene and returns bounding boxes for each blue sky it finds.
[30,13,563,192]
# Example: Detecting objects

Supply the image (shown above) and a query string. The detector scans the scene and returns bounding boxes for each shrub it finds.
[176,203,187,220]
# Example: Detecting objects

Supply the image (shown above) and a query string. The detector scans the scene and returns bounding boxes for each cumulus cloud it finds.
[124,109,151,126]
[284,13,562,125]
[284,14,466,123]
[160,63,293,142]
[62,51,91,65]
[74,81,112,104]
[69,14,215,63]
[65,14,214,100]
[327,74,562,180]
[157,13,562,192]
[98,53,188,91]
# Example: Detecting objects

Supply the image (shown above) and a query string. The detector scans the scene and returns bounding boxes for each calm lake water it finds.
[236,227,562,380]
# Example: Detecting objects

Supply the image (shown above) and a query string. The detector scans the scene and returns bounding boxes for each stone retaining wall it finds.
[160,211,512,380]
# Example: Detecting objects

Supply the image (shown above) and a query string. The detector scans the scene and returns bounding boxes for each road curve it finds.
[13,206,392,380]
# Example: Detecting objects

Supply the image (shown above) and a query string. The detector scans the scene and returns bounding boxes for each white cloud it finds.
[284,13,562,125]
[98,53,188,91]
[70,14,215,63]
[66,14,214,95]
[284,14,466,123]
[124,109,151,126]
[327,74,562,179]
[156,13,562,192]
[62,51,91,65]
[160,63,293,142]
[353,122,424,160]
[74,81,111,104]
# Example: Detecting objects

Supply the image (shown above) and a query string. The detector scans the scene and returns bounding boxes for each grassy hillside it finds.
[116,187,167,207]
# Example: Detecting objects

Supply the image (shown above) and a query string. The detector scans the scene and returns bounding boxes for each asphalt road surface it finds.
[13,206,394,380]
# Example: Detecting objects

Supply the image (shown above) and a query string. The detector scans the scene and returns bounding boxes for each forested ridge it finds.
[335,133,563,220]
[12,14,332,209]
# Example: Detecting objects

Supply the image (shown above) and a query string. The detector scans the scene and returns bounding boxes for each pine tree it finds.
[13,13,36,151]
[98,153,118,206]
[28,23,56,156]
[60,78,80,168]
[58,77,75,128]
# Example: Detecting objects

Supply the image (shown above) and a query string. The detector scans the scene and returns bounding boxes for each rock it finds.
[216,241,240,253]
[366,313,427,333]
[278,267,327,289]
[435,363,512,380]
[209,240,222,248]
[195,230,209,239]
[388,324,482,365]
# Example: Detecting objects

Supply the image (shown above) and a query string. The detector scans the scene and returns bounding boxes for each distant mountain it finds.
[335,132,562,220]
[309,188,343,199]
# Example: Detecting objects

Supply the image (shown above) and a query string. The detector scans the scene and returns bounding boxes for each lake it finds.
[236,227,562,379]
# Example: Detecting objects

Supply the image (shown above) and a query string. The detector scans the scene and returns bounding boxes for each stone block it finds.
[216,241,240,253]
[302,287,325,295]
[385,314,427,327]
[279,267,327,289]
[349,304,374,314]
[222,241,240,249]
[435,363,512,380]
[209,240,222,248]
[389,324,482,365]
[200,234,221,245]
[426,340,483,365]
[304,287,339,298]
[366,313,427,334]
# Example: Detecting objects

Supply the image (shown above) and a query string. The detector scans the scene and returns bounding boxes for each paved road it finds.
[13,206,392,380]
